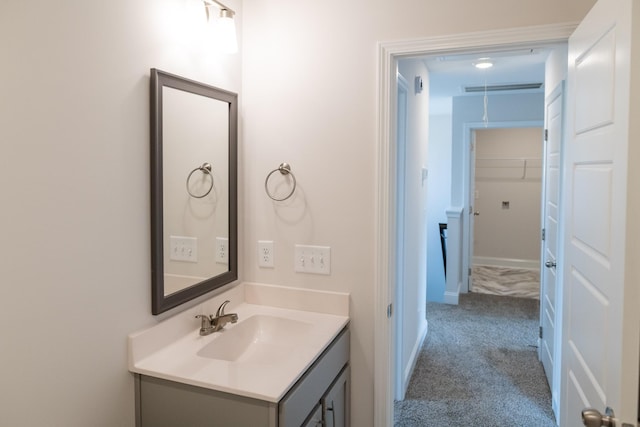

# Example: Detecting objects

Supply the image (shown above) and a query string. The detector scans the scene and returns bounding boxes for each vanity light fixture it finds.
[203,0,238,54]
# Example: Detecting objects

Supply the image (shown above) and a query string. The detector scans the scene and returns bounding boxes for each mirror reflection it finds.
[162,86,230,295]
[151,68,237,315]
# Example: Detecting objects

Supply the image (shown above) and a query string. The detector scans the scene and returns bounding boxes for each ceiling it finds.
[421,46,557,100]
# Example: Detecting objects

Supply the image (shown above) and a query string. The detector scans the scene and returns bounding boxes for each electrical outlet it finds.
[169,236,198,262]
[294,244,331,275]
[215,237,228,264]
[258,240,274,268]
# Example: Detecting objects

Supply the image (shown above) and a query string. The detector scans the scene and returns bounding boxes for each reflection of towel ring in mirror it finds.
[265,163,297,201]
[186,163,214,198]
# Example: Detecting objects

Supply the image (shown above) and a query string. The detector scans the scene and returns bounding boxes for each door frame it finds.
[463,120,544,294]
[374,22,577,426]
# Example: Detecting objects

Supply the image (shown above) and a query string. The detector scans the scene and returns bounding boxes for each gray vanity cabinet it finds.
[302,405,323,427]
[135,327,349,427]
[322,366,350,427]
[295,366,350,427]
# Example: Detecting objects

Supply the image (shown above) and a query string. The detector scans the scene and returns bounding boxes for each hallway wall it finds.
[426,107,453,302]
[396,59,430,396]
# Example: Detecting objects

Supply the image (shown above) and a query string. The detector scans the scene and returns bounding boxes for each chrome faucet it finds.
[195,300,238,336]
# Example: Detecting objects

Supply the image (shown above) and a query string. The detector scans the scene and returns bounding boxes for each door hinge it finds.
[387,303,393,318]
[469,268,472,276]
[544,129,548,141]
[539,326,543,339]
[541,228,546,241]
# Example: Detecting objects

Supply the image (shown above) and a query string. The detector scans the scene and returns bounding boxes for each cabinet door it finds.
[322,366,350,427]
[302,404,323,427]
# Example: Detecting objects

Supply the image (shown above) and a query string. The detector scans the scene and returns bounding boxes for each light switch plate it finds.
[294,245,331,275]
[169,236,198,262]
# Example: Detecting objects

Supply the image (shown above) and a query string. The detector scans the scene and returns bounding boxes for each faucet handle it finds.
[216,300,231,317]
[195,314,212,329]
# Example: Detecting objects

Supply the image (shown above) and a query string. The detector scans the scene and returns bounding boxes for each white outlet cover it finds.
[258,240,274,268]
[215,237,228,265]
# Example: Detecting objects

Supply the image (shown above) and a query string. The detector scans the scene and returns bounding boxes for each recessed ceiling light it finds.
[474,61,493,69]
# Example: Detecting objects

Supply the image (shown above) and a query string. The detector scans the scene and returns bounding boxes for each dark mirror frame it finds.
[150,68,238,315]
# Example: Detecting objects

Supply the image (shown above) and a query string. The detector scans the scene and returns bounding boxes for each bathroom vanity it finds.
[129,283,350,427]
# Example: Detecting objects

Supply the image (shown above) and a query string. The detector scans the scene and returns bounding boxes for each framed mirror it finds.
[150,68,237,315]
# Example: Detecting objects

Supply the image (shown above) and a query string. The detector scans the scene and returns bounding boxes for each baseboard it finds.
[473,256,539,270]
[402,321,429,397]
[444,289,459,305]
[552,394,560,425]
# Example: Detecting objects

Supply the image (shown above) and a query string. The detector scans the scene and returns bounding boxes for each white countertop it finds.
[128,283,350,402]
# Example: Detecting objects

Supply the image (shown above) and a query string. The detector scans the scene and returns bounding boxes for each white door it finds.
[468,131,477,291]
[394,73,408,400]
[540,82,563,412]
[561,0,640,425]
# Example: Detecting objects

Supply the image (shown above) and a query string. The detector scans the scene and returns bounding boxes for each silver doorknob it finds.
[473,211,480,216]
[545,260,556,268]
[582,407,616,427]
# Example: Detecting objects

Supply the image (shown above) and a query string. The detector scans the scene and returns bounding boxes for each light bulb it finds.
[214,10,237,54]
[474,61,493,69]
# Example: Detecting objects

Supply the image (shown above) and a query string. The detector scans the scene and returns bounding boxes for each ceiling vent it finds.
[464,82,543,93]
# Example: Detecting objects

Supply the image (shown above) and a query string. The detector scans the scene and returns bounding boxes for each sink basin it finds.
[197,315,313,363]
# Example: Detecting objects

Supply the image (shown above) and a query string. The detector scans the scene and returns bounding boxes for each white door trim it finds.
[374,22,577,427]
[394,72,409,401]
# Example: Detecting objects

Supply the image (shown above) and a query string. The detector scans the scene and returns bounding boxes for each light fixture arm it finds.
[202,0,238,54]
[203,0,235,17]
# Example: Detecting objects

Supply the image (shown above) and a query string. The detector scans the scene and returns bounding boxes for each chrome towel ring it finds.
[186,163,214,198]
[265,162,297,201]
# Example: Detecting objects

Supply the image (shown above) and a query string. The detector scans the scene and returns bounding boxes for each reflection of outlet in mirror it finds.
[502,201,510,209]
[258,240,274,268]
[215,237,228,265]
[169,236,198,262]
[294,244,331,275]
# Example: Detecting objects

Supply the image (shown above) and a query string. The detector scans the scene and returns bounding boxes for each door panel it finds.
[540,82,563,395]
[574,29,615,133]
[561,0,639,424]
[572,166,612,259]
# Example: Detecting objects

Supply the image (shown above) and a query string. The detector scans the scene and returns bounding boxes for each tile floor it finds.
[471,264,540,299]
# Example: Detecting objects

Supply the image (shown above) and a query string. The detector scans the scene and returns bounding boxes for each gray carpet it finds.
[394,293,556,427]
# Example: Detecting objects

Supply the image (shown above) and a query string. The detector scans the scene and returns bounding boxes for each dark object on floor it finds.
[439,223,447,277]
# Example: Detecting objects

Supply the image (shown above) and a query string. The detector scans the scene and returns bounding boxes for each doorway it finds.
[374,23,576,427]
[469,126,544,297]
